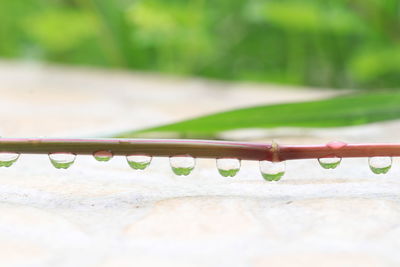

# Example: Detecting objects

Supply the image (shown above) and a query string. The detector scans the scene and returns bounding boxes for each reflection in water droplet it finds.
[169,155,195,176]
[93,151,113,162]
[126,155,152,170]
[0,152,20,167]
[318,157,342,169]
[369,157,392,174]
[260,161,285,181]
[49,153,76,169]
[216,158,240,177]
[326,141,347,150]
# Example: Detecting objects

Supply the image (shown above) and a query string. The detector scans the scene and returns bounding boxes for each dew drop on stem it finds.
[216,158,241,177]
[170,155,195,176]
[49,153,76,169]
[126,155,152,170]
[259,160,285,181]
[369,157,392,174]
[0,152,20,167]
[318,157,341,169]
[93,151,113,162]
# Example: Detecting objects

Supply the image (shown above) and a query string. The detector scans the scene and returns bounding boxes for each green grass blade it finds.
[117,91,400,139]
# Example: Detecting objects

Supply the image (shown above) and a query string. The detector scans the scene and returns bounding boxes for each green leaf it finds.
[117,91,400,139]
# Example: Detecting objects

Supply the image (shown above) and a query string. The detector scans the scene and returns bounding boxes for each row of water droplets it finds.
[317,156,391,174]
[317,141,392,174]
[0,150,283,180]
[0,141,393,179]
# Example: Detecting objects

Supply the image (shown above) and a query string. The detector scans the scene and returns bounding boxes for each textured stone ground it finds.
[0,61,400,267]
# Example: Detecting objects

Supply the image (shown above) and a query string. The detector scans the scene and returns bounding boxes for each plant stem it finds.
[0,138,399,162]
[0,138,270,160]
[278,143,400,161]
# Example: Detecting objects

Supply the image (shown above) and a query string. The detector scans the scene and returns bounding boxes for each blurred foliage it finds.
[1,0,400,89]
[117,91,400,138]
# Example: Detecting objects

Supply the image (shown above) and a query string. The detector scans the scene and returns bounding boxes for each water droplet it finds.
[318,157,341,169]
[126,155,152,170]
[49,153,76,169]
[368,157,392,174]
[216,158,241,177]
[260,161,285,181]
[169,155,195,176]
[327,141,347,150]
[93,151,113,162]
[0,152,20,167]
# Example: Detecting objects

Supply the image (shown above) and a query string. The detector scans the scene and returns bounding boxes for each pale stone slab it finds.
[0,61,399,267]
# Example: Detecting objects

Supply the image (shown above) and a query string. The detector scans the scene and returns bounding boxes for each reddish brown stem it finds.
[0,138,271,160]
[278,143,400,161]
[0,138,397,161]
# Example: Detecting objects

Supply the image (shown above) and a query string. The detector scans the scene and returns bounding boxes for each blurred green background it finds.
[1,0,400,89]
